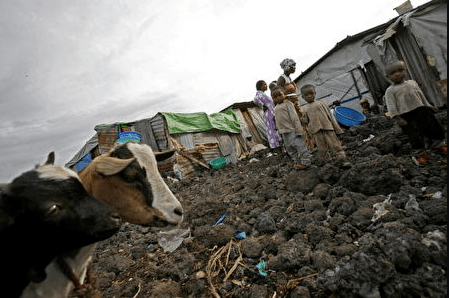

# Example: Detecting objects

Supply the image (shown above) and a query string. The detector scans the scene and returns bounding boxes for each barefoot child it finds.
[384,61,445,151]
[300,84,351,167]
[273,88,311,169]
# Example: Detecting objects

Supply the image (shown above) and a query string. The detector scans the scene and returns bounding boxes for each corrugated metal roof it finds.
[293,0,443,83]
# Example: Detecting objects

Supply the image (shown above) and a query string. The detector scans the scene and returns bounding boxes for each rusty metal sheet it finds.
[135,119,160,151]
[233,109,252,139]
[96,126,118,154]
[241,110,264,144]
[150,114,170,151]
[247,107,268,143]
[172,133,195,150]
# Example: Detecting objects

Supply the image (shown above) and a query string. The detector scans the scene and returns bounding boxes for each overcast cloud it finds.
[0,0,428,182]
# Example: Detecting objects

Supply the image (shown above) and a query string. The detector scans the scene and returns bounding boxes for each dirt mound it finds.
[71,111,447,298]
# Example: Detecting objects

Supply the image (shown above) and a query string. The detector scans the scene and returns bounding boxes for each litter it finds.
[371,195,392,222]
[405,194,421,212]
[157,228,191,253]
[166,176,179,183]
[235,232,246,239]
[213,212,228,227]
[209,157,227,169]
[363,134,375,142]
[421,230,445,250]
[256,261,268,276]
[416,155,431,164]
[432,191,442,199]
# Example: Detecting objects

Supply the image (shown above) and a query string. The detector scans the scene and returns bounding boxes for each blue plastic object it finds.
[116,131,141,143]
[235,232,247,239]
[256,261,268,276]
[212,212,228,227]
[334,106,366,127]
[75,153,92,172]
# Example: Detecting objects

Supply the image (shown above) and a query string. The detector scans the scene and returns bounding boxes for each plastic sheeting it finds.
[408,2,447,79]
[65,134,97,169]
[162,109,241,134]
[294,37,374,112]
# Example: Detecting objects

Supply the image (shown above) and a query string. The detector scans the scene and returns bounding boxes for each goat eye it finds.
[124,174,135,183]
[45,204,62,217]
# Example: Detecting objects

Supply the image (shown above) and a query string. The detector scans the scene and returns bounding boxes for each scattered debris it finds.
[371,196,392,222]
[405,194,421,211]
[157,228,191,253]
[213,212,229,227]
[235,232,247,239]
[255,261,268,276]
[363,134,375,142]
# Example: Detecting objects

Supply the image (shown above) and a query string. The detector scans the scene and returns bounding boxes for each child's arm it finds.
[287,102,303,129]
[300,111,309,125]
[384,87,400,117]
[384,87,408,126]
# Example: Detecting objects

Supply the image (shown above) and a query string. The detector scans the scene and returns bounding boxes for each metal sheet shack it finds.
[293,0,447,112]
[66,102,270,179]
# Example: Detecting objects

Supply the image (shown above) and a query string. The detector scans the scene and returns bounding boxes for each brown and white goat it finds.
[78,141,183,227]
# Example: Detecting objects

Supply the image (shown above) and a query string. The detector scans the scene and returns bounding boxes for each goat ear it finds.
[0,183,8,193]
[95,156,136,176]
[44,152,55,165]
[154,150,175,162]
[0,185,16,232]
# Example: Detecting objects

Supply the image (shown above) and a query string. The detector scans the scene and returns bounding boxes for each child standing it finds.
[253,80,280,150]
[300,84,351,167]
[273,88,311,169]
[384,61,445,151]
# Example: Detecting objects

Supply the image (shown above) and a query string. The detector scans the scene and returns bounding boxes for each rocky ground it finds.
[70,110,447,298]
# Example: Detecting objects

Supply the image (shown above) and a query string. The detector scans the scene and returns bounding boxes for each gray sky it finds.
[0,0,428,182]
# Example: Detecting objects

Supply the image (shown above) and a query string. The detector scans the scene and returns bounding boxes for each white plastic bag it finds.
[157,228,191,253]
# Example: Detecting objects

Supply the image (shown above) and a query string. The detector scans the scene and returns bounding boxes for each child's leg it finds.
[292,135,311,166]
[323,130,346,160]
[282,132,299,160]
[312,131,331,161]
[399,110,426,149]
[418,107,446,144]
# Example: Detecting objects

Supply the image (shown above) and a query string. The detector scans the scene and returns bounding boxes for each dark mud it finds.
[70,111,447,298]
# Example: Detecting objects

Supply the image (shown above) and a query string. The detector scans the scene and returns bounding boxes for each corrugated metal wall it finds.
[150,113,171,151]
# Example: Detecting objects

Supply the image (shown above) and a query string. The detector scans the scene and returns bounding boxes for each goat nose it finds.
[174,207,183,217]
[110,212,122,224]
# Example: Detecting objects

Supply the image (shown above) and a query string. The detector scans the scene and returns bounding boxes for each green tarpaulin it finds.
[161,109,241,134]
